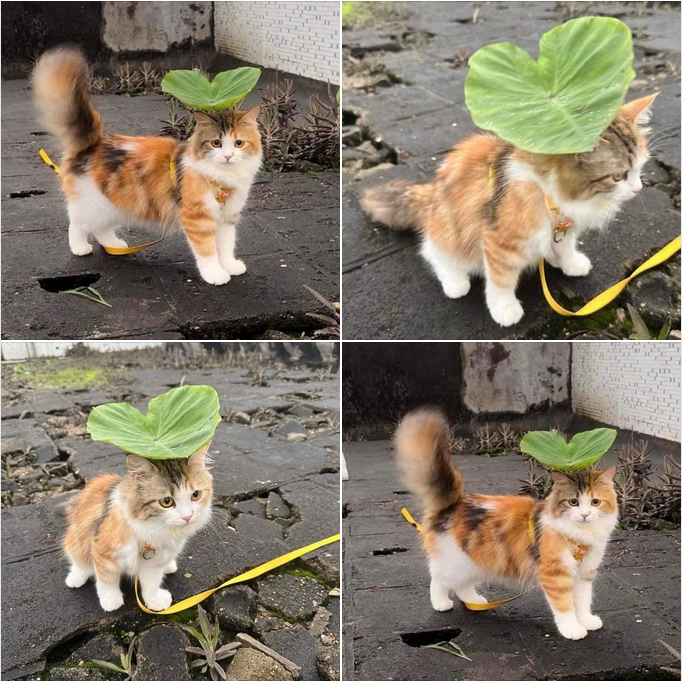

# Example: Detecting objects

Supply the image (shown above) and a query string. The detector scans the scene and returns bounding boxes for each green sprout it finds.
[465,17,635,153]
[90,636,136,679]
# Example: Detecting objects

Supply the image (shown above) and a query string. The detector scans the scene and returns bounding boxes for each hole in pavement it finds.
[30,131,48,136]
[393,490,410,495]
[343,110,358,126]
[342,503,353,518]
[9,189,47,198]
[372,547,408,556]
[400,627,462,647]
[38,273,101,293]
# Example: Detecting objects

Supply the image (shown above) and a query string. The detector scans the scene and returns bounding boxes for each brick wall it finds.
[572,342,681,442]
[214,1,339,84]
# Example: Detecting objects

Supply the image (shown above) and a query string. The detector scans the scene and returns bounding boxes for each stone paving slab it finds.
[342,1,681,340]
[1,364,339,681]
[343,436,680,681]
[1,81,339,340]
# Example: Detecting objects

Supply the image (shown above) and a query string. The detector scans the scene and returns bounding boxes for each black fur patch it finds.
[70,87,97,143]
[171,145,185,204]
[102,140,128,175]
[530,504,543,562]
[153,459,187,491]
[93,484,116,537]
[70,144,97,175]
[432,502,458,533]
[461,499,488,533]
[482,144,513,226]
[609,124,636,162]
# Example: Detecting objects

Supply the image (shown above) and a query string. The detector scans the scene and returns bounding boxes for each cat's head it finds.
[124,443,213,528]
[533,94,657,203]
[546,467,617,526]
[189,108,261,167]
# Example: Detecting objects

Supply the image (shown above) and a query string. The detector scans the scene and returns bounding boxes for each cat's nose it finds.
[181,513,193,523]
[631,187,641,194]
[580,513,589,520]
[223,154,233,163]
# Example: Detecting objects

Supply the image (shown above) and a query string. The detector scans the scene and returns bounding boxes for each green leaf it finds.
[465,17,635,153]
[627,303,652,340]
[87,385,221,459]
[90,660,126,674]
[519,428,617,471]
[161,68,261,112]
[658,317,672,340]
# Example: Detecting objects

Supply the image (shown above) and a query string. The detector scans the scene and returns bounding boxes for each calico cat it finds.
[62,444,213,612]
[32,47,261,285]
[362,95,657,326]
[395,409,618,640]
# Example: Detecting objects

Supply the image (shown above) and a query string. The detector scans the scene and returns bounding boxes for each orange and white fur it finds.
[32,47,261,285]
[362,95,657,326]
[395,410,618,640]
[62,445,213,612]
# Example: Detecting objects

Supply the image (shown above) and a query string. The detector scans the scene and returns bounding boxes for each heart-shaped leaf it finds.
[519,428,617,471]
[161,67,261,112]
[87,385,221,459]
[465,17,635,153]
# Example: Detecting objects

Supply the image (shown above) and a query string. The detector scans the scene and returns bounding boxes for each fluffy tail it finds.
[32,47,103,154]
[395,408,463,513]
[360,180,434,231]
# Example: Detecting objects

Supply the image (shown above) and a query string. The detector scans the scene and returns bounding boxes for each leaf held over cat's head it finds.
[161,67,261,112]
[464,17,635,154]
[87,385,222,459]
[519,428,617,471]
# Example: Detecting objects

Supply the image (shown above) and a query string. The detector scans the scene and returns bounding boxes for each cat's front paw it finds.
[431,595,454,612]
[99,590,124,612]
[556,619,588,640]
[223,259,247,276]
[199,264,232,286]
[561,252,592,277]
[163,560,178,575]
[489,299,524,327]
[144,588,173,612]
[580,614,603,631]
[70,242,93,256]
[441,278,470,299]
[65,571,89,589]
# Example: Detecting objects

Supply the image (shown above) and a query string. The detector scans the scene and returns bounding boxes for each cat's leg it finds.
[67,203,94,256]
[574,577,602,631]
[429,578,454,611]
[138,563,172,612]
[94,567,125,612]
[453,583,488,605]
[538,569,587,640]
[483,245,524,326]
[179,206,231,285]
[65,561,94,588]
[550,232,592,277]
[216,221,246,275]
[93,226,129,250]
[420,237,472,299]
[163,559,178,575]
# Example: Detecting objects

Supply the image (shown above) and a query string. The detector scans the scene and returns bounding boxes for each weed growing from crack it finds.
[303,285,340,340]
[182,604,241,681]
[90,635,136,679]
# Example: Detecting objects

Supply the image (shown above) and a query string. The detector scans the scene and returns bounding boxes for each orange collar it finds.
[205,177,234,204]
[544,194,574,243]
[563,535,590,562]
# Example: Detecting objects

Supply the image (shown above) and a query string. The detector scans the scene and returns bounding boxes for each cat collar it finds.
[563,536,590,562]
[169,159,233,204]
[141,542,156,560]
[544,195,574,243]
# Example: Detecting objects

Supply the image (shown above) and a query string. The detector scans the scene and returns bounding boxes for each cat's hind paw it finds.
[99,591,125,612]
[556,620,588,640]
[70,242,93,256]
[580,614,603,631]
[65,570,90,589]
[489,299,524,327]
[199,264,232,286]
[431,595,454,612]
[223,259,247,276]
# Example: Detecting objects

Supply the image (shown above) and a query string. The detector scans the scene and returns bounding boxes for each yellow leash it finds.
[540,235,681,316]
[39,148,171,256]
[401,507,534,611]
[134,533,340,615]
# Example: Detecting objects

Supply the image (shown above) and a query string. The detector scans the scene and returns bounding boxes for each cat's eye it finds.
[612,171,627,182]
[160,496,175,508]
[210,139,222,148]
[191,490,202,501]
[568,498,579,507]
[234,139,244,148]
[591,499,601,506]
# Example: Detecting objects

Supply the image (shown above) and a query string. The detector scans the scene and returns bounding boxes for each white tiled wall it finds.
[214,1,339,84]
[572,342,681,442]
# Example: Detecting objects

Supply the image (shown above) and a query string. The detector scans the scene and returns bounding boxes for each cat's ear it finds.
[551,471,572,485]
[127,455,155,479]
[595,466,616,483]
[620,93,658,125]
[240,107,260,127]
[194,111,216,127]
[188,441,212,469]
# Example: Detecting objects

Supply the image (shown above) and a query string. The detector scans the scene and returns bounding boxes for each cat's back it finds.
[65,473,120,528]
